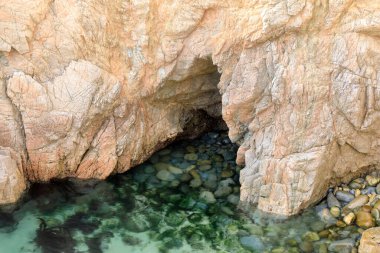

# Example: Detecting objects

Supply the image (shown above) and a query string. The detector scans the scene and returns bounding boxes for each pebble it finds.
[328,239,355,253]
[374,200,380,210]
[227,194,240,205]
[330,207,341,218]
[317,208,338,226]
[221,169,234,178]
[356,210,375,228]
[199,191,216,204]
[361,187,376,195]
[345,195,369,209]
[239,236,265,251]
[198,165,211,171]
[327,192,341,208]
[243,224,264,236]
[366,175,380,186]
[190,179,202,188]
[167,165,183,175]
[156,170,174,181]
[335,191,355,203]
[184,153,198,161]
[214,185,232,198]
[343,212,355,225]
[376,183,380,194]
[299,241,313,253]
[302,231,320,242]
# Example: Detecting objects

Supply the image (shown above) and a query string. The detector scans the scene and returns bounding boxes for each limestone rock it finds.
[1,0,380,216]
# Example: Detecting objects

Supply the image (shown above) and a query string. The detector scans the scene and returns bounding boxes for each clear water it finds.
[0,132,361,253]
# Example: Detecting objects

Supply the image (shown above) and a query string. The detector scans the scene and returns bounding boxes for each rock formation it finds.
[1,0,380,216]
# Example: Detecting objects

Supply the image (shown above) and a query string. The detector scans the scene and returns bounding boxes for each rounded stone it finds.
[156,170,174,181]
[302,231,320,242]
[356,211,375,229]
[330,207,341,218]
[239,236,265,251]
[167,165,183,175]
[199,191,216,204]
[335,191,355,203]
[190,178,202,188]
[366,175,380,186]
[199,165,212,171]
[184,153,198,161]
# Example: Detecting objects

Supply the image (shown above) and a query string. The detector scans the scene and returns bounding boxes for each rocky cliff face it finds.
[1,0,380,216]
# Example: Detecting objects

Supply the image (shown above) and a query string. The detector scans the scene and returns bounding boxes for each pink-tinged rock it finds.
[359,227,380,253]
[0,148,26,204]
[1,0,380,217]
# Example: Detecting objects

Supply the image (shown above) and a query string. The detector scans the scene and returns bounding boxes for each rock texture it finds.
[359,227,380,253]
[1,0,380,216]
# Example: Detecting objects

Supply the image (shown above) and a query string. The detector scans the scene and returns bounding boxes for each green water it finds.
[0,132,361,253]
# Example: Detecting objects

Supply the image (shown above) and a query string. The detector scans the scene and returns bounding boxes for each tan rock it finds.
[0,147,26,204]
[1,0,380,217]
[359,227,380,253]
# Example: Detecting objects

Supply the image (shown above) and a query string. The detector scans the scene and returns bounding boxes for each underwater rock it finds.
[239,235,265,252]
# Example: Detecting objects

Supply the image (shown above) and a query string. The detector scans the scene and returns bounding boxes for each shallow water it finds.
[0,132,362,253]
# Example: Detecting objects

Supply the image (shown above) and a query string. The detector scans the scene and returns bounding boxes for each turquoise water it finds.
[0,132,362,253]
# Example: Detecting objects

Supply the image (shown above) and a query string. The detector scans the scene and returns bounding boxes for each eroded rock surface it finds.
[1,0,380,215]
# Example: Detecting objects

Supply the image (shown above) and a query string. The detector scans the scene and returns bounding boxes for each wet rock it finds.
[299,241,314,253]
[345,195,369,210]
[330,207,341,218]
[243,224,264,236]
[227,194,240,206]
[239,235,265,251]
[221,169,234,178]
[317,207,338,226]
[167,166,183,175]
[356,211,375,229]
[365,175,380,186]
[214,185,232,198]
[343,212,355,225]
[199,165,212,171]
[125,214,151,232]
[361,187,376,195]
[156,170,174,181]
[199,191,216,204]
[328,239,355,253]
[327,192,342,208]
[359,227,380,253]
[336,191,355,203]
[303,231,320,242]
[190,179,202,188]
[184,153,198,161]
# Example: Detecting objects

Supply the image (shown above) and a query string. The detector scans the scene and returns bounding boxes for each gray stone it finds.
[328,239,355,253]
[376,183,380,194]
[335,191,355,203]
[361,187,376,195]
[327,192,341,208]
[199,191,216,204]
[239,236,265,251]
[156,170,174,181]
